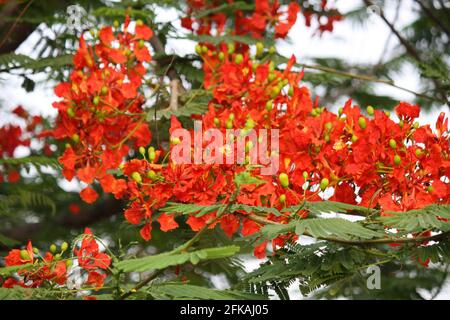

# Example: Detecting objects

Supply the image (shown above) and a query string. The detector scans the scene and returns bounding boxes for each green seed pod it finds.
[358,117,367,129]
[394,155,401,166]
[366,105,375,116]
[279,173,289,188]
[256,42,264,57]
[279,194,286,203]
[61,242,69,252]
[20,250,30,260]
[235,53,244,64]
[131,172,142,184]
[50,244,57,254]
[389,139,397,149]
[320,178,329,191]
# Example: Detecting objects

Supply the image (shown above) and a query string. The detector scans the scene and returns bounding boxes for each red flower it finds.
[80,187,99,204]
[157,213,179,232]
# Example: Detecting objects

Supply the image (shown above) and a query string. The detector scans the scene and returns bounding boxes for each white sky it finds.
[0,0,449,299]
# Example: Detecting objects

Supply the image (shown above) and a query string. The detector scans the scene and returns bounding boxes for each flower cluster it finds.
[0,106,49,183]
[53,18,154,204]
[302,0,343,33]
[1,228,111,290]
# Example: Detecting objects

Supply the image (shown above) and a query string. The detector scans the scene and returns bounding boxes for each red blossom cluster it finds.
[1,228,111,290]
[182,0,300,39]
[0,106,49,183]
[302,0,343,34]
[48,4,449,259]
[53,18,154,204]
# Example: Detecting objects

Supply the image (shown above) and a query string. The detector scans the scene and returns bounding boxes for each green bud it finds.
[351,134,358,143]
[113,20,120,28]
[279,173,289,188]
[61,242,69,252]
[288,86,294,96]
[302,171,308,180]
[270,86,281,98]
[256,42,264,56]
[136,19,144,27]
[389,139,397,149]
[66,259,73,268]
[245,141,253,152]
[324,134,330,142]
[245,118,255,129]
[101,86,108,95]
[358,117,367,129]
[385,111,391,117]
[20,250,30,260]
[399,120,404,128]
[138,39,145,49]
[394,155,401,166]
[269,61,275,72]
[235,53,244,64]
[279,194,286,203]
[71,134,80,143]
[171,137,181,145]
[33,247,39,254]
[268,46,276,55]
[147,170,157,180]
[214,117,220,126]
[131,172,142,184]
[50,244,57,254]
[268,72,276,82]
[139,146,146,156]
[320,178,329,191]
[67,108,75,118]
[218,51,225,61]
[413,122,420,129]
[195,44,202,55]
[201,45,208,54]
[338,107,344,116]
[93,96,100,106]
[325,122,333,131]
[226,119,233,129]
[227,43,235,54]
[229,113,235,121]
[427,185,434,193]
[415,149,423,157]
[266,100,273,111]
[366,105,375,116]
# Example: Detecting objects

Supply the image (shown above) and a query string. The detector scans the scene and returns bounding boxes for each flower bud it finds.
[195,44,202,55]
[101,86,108,95]
[50,244,57,254]
[279,194,286,203]
[427,185,434,193]
[147,170,157,180]
[33,247,39,254]
[93,96,100,106]
[358,117,367,129]
[20,250,30,260]
[61,242,69,252]
[71,134,80,143]
[218,52,225,61]
[366,106,374,116]
[302,171,308,180]
[415,149,423,157]
[256,42,264,57]
[138,39,145,49]
[325,122,333,131]
[66,259,73,268]
[235,53,243,64]
[394,155,401,166]
[266,100,273,111]
[245,141,253,152]
[279,173,289,188]
[351,134,358,143]
[201,45,208,54]
[171,137,181,145]
[139,146,146,156]
[268,46,276,55]
[227,43,235,54]
[148,147,156,161]
[320,178,329,191]
[131,172,142,184]
[389,139,397,149]
[67,108,75,118]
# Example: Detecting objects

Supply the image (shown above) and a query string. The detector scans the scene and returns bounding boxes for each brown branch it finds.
[149,35,185,93]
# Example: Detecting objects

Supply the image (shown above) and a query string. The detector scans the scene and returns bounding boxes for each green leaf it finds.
[148,283,266,300]
[116,246,240,273]
[234,172,266,187]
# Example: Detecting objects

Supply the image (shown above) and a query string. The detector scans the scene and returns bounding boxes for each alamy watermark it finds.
[366,266,381,290]
[170,121,279,175]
